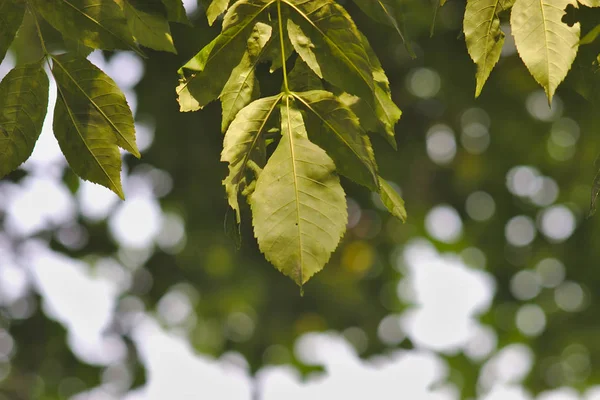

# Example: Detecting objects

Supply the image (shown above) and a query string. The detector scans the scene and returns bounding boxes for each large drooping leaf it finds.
[51,54,139,198]
[378,177,406,222]
[123,0,176,53]
[161,0,191,24]
[351,0,415,57]
[220,22,272,132]
[176,0,275,111]
[294,90,379,191]
[222,94,283,222]
[284,0,375,101]
[464,0,510,97]
[31,0,141,55]
[511,0,580,101]
[288,57,323,92]
[207,0,231,25]
[0,63,49,178]
[0,0,25,64]
[251,97,347,286]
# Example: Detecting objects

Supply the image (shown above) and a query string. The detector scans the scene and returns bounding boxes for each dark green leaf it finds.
[287,18,322,78]
[251,96,347,286]
[161,0,191,24]
[288,56,323,92]
[0,63,49,178]
[294,90,379,191]
[123,0,177,53]
[31,0,141,54]
[0,0,25,64]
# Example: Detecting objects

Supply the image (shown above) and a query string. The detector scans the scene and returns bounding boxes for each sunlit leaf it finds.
[221,94,282,222]
[31,0,141,54]
[220,22,272,132]
[207,0,231,25]
[351,0,415,57]
[511,0,580,102]
[123,0,176,53]
[0,0,25,64]
[578,0,600,6]
[51,54,139,198]
[294,90,379,191]
[0,63,49,178]
[251,96,347,286]
[287,18,322,78]
[464,0,510,97]
[378,176,406,222]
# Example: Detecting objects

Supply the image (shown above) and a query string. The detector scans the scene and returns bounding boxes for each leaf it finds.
[161,0,191,24]
[378,177,406,222]
[589,163,600,217]
[287,18,323,78]
[207,0,231,25]
[220,22,272,132]
[284,0,375,101]
[578,0,600,6]
[581,24,600,44]
[31,0,141,55]
[288,57,323,92]
[176,0,275,111]
[351,0,415,57]
[464,0,508,97]
[0,63,49,178]
[251,96,347,286]
[0,0,25,64]
[294,90,379,191]
[51,54,139,198]
[123,0,177,53]
[221,94,282,223]
[510,0,580,102]
[261,16,294,73]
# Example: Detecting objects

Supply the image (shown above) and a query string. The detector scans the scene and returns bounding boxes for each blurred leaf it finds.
[0,62,49,178]
[464,0,509,97]
[220,22,272,132]
[51,54,139,198]
[294,90,379,191]
[177,0,274,111]
[161,0,191,24]
[31,0,141,55]
[581,24,600,44]
[206,0,231,25]
[222,94,282,223]
[288,57,323,92]
[351,0,415,57]
[590,167,600,217]
[378,176,406,222]
[511,0,580,102]
[0,0,25,64]
[123,0,177,53]
[251,97,347,286]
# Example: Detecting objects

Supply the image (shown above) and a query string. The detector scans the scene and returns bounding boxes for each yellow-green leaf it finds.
[123,0,176,53]
[287,18,323,78]
[251,97,347,286]
[207,0,231,25]
[161,0,191,24]
[0,0,25,64]
[0,63,49,178]
[378,176,406,222]
[511,0,580,101]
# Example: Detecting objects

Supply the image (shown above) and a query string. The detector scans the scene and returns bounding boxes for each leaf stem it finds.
[276,0,289,93]
[29,6,49,56]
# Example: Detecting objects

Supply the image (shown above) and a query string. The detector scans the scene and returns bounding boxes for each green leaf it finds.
[251,96,347,286]
[221,94,282,223]
[161,0,191,24]
[0,63,49,178]
[51,54,139,198]
[581,24,600,44]
[207,0,231,25]
[378,176,406,222]
[31,0,141,55]
[287,19,323,78]
[261,16,294,73]
[0,0,25,64]
[511,0,580,102]
[176,0,275,111]
[351,0,415,58]
[294,90,379,191]
[578,0,600,6]
[284,0,375,102]
[220,22,272,132]
[288,56,323,92]
[464,0,509,97]
[123,0,177,53]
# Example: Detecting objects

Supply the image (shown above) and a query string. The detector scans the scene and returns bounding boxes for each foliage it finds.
[1,0,600,287]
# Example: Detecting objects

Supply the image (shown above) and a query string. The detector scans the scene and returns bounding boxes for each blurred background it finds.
[2,0,600,399]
